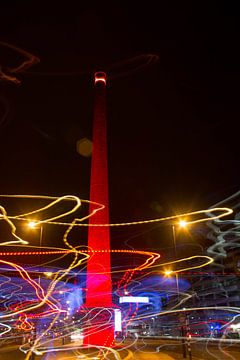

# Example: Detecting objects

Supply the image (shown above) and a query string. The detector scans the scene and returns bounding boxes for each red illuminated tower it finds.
[83,72,115,347]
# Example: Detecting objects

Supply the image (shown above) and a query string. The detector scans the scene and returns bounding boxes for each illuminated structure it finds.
[83,72,115,347]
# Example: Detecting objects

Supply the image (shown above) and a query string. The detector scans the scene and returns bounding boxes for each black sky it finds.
[0,2,240,253]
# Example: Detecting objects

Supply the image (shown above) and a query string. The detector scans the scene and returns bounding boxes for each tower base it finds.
[81,307,115,347]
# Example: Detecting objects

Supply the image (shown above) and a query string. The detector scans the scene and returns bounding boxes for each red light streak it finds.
[0,259,65,319]
[0,249,160,272]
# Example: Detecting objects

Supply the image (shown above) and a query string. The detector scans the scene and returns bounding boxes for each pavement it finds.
[0,338,239,359]
[0,345,201,360]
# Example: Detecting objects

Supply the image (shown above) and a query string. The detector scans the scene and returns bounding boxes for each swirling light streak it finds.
[206,191,240,263]
[0,195,233,229]
[134,306,240,323]
[152,255,214,274]
[0,322,11,337]
[0,260,65,319]
[16,314,34,331]
[0,41,39,84]
[0,205,28,245]
[0,249,161,274]
[0,194,237,359]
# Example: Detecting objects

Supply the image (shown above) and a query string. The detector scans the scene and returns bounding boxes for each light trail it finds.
[152,255,214,273]
[0,41,39,84]
[0,39,239,357]
[0,194,237,360]
[0,195,233,228]
[0,259,65,319]
[0,322,11,337]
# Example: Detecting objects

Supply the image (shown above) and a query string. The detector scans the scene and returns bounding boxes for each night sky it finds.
[0,3,239,255]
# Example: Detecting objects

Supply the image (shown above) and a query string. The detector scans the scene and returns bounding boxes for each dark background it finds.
[0,2,239,255]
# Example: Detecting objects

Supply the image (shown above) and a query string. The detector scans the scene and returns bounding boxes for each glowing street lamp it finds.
[45,272,53,278]
[27,221,43,284]
[164,269,173,276]
[178,220,188,228]
[28,221,37,229]
[27,221,43,248]
[171,220,189,299]
[172,220,188,359]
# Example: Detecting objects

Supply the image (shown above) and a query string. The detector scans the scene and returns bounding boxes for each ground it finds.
[1,338,239,359]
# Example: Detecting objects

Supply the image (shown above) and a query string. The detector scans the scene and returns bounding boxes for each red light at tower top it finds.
[94,71,107,85]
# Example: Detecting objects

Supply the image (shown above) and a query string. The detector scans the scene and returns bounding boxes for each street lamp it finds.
[164,270,173,276]
[45,272,53,278]
[171,220,188,359]
[171,219,188,300]
[171,224,179,301]
[27,221,43,284]
[28,221,37,229]
[178,220,187,229]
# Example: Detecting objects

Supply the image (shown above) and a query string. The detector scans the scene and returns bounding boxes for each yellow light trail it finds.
[0,194,235,360]
[0,195,232,229]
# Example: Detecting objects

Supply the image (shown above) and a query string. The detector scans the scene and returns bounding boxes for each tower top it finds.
[94,71,107,85]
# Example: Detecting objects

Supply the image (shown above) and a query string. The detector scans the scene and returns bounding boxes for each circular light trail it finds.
[0,194,236,359]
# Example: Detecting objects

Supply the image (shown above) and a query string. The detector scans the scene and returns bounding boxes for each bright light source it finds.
[94,71,107,85]
[179,220,187,228]
[45,272,53,277]
[119,296,149,304]
[164,270,173,276]
[28,221,37,229]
